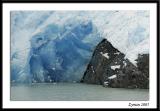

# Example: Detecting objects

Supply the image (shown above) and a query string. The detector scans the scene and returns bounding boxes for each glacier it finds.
[11,11,149,83]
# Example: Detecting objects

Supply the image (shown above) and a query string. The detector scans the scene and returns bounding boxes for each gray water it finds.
[11,83,149,101]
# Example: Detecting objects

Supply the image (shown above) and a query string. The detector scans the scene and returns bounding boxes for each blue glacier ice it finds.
[11,11,149,83]
[29,21,102,82]
[11,15,102,83]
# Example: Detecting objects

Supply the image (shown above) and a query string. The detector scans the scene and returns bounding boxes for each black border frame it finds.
[1,0,159,110]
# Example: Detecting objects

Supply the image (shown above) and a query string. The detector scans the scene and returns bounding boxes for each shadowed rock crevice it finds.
[81,39,149,89]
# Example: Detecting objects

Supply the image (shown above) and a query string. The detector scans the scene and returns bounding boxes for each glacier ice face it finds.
[11,11,149,83]
[25,19,101,83]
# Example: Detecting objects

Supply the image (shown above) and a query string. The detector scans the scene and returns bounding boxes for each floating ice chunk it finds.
[111,65,120,70]
[108,75,117,79]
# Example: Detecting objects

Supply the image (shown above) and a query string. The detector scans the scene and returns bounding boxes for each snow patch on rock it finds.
[111,65,120,70]
[108,75,117,79]
[123,61,127,67]
[100,52,109,59]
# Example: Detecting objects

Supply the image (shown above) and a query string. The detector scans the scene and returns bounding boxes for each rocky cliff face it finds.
[81,39,149,89]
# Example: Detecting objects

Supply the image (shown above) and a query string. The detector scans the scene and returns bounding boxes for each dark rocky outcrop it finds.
[81,39,149,89]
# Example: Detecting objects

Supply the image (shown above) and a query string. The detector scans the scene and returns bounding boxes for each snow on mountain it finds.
[99,11,149,65]
[11,11,149,82]
[111,65,120,70]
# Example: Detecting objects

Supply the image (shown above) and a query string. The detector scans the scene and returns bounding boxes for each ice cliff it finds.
[11,11,149,83]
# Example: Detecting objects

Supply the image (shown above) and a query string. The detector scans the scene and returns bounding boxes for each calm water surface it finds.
[11,83,149,101]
